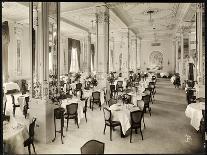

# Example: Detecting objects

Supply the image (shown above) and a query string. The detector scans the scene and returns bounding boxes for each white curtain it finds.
[70,47,79,72]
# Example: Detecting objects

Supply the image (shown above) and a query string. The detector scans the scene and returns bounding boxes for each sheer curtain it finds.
[70,47,79,72]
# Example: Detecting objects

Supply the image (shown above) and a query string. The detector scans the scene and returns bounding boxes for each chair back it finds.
[25,96,30,105]
[92,91,100,100]
[142,95,150,106]
[29,118,37,139]
[54,107,65,119]
[3,100,7,116]
[103,107,112,122]
[11,94,15,105]
[122,94,131,104]
[76,83,82,90]
[130,110,143,126]
[110,85,116,92]
[84,97,89,112]
[66,103,78,115]
[117,81,123,87]
[108,98,117,107]
[80,140,105,154]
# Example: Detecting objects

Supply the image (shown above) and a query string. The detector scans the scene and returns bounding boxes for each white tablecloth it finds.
[160,72,169,78]
[3,120,29,154]
[185,102,205,130]
[109,103,142,135]
[17,94,30,111]
[4,82,20,93]
[61,98,84,124]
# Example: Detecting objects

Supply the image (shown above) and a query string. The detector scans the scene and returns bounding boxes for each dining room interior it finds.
[2,2,206,154]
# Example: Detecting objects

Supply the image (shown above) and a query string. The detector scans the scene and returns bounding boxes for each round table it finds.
[3,120,29,154]
[185,102,205,130]
[109,103,144,135]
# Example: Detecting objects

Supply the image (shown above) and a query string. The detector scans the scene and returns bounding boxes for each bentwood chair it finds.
[91,91,101,111]
[11,94,20,117]
[24,118,37,155]
[74,83,82,96]
[130,110,144,143]
[83,97,89,122]
[142,95,152,116]
[23,96,30,119]
[108,98,117,107]
[80,140,105,154]
[122,94,132,104]
[116,81,124,95]
[110,85,116,98]
[103,107,122,141]
[65,103,79,130]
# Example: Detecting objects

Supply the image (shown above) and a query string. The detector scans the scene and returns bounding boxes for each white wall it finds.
[140,39,175,74]
[7,21,31,81]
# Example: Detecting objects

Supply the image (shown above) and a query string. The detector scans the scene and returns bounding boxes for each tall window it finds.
[70,47,79,72]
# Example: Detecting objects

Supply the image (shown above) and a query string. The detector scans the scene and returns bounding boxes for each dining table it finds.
[3,116,29,154]
[109,102,144,136]
[185,102,205,131]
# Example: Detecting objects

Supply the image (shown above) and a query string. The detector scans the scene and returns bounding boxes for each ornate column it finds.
[175,38,179,73]
[180,32,184,86]
[135,36,138,71]
[87,32,91,73]
[29,2,60,144]
[121,29,129,78]
[95,6,109,87]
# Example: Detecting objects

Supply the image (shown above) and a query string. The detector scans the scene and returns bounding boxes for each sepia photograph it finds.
[2,1,206,154]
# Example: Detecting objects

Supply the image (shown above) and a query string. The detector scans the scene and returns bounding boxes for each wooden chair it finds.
[65,103,79,130]
[83,98,89,122]
[11,94,20,117]
[91,91,101,111]
[110,85,116,98]
[142,95,152,116]
[103,107,122,141]
[130,110,144,143]
[24,118,37,154]
[116,81,123,95]
[122,94,132,104]
[23,96,30,119]
[80,140,105,154]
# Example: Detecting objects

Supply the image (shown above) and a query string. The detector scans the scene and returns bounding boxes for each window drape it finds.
[2,21,10,82]
[68,38,81,73]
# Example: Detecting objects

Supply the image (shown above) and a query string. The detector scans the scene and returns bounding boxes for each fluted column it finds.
[175,39,179,73]
[87,32,91,73]
[95,6,109,87]
[180,33,184,86]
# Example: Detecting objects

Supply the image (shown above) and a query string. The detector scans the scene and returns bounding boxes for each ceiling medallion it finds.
[143,8,159,16]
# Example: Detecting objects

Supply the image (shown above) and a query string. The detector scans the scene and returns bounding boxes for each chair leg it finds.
[85,112,87,123]
[110,126,112,141]
[32,142,36,154]
[149,108,151,116]
[76,117,79,128]
[28,144,31,155]
[140,128,143,140]
[103,124,106,134]
[66,118,69,131]
[130,128,132,143]
[143,115,146,128]
[13,107,16,117]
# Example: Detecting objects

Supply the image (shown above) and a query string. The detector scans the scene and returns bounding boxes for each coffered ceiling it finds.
[2,2,197,41]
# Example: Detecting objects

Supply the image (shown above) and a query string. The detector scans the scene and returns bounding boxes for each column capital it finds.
[95,6,109,24]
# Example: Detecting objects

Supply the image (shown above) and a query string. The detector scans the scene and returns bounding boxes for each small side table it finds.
[52,107,65,144]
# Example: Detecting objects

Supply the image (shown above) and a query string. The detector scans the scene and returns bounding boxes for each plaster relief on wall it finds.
[149,51,163,71]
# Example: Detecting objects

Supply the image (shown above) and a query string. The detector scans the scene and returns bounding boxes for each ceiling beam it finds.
[60,17,89,33]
